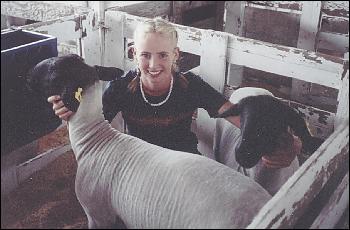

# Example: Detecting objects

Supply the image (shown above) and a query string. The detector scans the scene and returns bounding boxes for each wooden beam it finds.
[317,31,349,53]
[291,1,322,105]
[104,11,126,70]
[321,14,349,34]
[226,35,345,89]
[224,1,246,87]
[335,70,349,129]
[286,99,335,139]
[310,172,349,228]
[195,29,228,158]
[19,14,84,43]
[297,1,322,51]
[247,122,349,228]
[81,11,102,65]
[16,144,71,183]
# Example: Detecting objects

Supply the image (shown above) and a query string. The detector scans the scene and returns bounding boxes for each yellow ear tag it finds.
[75,87,83,102]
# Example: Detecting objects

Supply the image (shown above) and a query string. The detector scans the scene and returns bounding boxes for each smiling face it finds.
[134,32,179,95]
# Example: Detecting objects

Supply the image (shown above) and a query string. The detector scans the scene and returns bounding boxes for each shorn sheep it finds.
[27,54,272,228]
[214,87,323,195]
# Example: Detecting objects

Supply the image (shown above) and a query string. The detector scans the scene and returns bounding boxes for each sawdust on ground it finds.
[1,126,88,229]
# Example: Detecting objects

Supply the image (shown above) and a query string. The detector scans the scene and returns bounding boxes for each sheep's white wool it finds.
[66,82,271,228]
[229,87,274,104]
[214,87,299,195]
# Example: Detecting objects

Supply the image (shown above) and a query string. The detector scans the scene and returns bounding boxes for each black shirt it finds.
[102,70,227,154]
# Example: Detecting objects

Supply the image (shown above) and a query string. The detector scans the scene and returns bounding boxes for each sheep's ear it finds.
[61,86,82,112]
[285,106,323,154]
[94,65,124,81]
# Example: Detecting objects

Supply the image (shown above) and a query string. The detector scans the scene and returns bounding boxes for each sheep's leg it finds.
[86,212,98,229]
[81,204,118,229]
[85,211,120,229]
[113,215,127,229]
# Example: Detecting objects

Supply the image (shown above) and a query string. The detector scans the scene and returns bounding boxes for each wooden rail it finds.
[2,3,349,228]
[248,122,349,228]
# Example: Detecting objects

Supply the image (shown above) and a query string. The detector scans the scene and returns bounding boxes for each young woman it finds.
[48,17,299,167]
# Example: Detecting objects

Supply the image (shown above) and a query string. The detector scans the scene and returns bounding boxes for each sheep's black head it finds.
[218,95,323,168]
[27,54,99,112]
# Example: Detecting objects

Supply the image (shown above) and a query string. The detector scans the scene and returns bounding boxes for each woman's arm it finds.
[218,101,241,128]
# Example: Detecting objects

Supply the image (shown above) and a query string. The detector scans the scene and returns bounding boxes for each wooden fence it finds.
[2,1,349,228]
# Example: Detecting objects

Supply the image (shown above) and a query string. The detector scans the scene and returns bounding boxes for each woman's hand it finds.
[47,95,74,121]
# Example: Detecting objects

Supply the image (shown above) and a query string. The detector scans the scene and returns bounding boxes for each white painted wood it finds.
[310,172,349,229]
[1,7,349,227]
[292,1,322,104]
[286,100,335,139]
[335,69,349,128]
[174,24,202,55]
[226,35,344,89]
[317,31,349,53]
[224,1,245,87]
[19,14,83,43]
[247,122,349,228]
[196,30,228,158]
[224,1,245,36]
[103,11,127,132]
[104,11,126,70]
[199,31,227,93]
[321,13,349,34]
[81,11,101,65]
[297,1,322,50]
[16,144,71,184]
[98,2,106,66]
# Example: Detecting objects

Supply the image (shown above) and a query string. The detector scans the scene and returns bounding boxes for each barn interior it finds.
[1,1,349,229]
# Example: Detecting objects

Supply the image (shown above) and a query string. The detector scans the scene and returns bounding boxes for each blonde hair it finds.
[133,17,178,48]
[128,17,188,93]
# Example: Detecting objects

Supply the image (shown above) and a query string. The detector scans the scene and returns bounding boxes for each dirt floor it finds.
[1,150,88,229]
[1,126,88,229]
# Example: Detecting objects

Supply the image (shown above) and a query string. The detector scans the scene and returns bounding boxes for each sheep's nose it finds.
[235,145,261,168]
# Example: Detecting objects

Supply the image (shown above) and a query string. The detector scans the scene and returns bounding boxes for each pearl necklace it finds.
[140,76,174,107]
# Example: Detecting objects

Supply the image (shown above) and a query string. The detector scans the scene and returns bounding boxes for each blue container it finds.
[1,29,61,154]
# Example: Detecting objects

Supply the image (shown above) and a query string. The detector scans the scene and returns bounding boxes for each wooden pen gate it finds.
[2,1,349,228]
